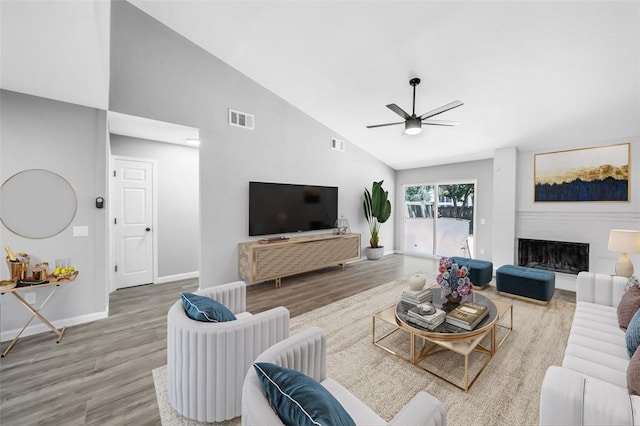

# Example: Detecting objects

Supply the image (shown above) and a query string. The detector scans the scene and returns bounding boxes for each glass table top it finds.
[395,287,497,335]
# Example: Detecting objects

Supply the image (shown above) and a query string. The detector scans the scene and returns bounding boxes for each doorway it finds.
[106,112,201,294]
[403,182,476,258]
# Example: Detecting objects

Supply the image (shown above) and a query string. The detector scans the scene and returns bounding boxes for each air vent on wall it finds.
[330,137,345,152]
[229,109,254,130]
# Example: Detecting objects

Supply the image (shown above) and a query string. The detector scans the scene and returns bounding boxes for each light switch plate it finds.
[73,226,89,237]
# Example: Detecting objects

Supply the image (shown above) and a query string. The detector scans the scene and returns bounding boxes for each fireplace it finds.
[518,238,589,275]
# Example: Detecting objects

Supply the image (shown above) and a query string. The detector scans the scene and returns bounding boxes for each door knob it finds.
[145,227,151,232]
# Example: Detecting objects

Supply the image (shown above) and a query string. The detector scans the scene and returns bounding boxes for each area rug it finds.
[153,276,574,425]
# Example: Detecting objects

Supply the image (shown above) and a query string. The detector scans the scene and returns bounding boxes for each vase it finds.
[446,294,462,305]
[408,274,426,291]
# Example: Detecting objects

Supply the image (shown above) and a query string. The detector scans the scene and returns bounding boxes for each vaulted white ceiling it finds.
[2,1,639,170]
[0,0,111,110]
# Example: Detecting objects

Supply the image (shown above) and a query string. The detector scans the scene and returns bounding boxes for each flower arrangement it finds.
[436,257,473,299]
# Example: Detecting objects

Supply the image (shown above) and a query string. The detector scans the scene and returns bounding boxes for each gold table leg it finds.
[1,285,66,357]
[412,332,494,392]
[372,308,412,362]
[494,302,513,353]
[464,353,471,391]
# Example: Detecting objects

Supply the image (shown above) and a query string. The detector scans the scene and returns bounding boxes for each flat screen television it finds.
[249,181,338,236]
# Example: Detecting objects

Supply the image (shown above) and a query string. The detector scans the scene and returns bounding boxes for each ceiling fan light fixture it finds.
[367,78,462,132]
[404,119,422,135]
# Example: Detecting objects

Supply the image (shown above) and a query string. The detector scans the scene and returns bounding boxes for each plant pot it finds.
[365,246,385,260]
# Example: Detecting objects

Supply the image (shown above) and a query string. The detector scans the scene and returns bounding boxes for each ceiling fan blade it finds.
[386,104,411,120]
[418,100,463,120]
[366,121,405,129]
[422,119,460,127]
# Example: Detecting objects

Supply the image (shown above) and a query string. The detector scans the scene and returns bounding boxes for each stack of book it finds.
[445,301,489,330]
[400,287,432,306]
[407,303,446,330]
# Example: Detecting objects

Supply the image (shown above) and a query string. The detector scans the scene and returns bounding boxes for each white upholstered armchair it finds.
[167,281,290,422]
[242,326,447,426]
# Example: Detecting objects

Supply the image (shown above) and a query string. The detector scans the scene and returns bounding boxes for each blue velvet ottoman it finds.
[496,265,555,304]
[449,257,493,288]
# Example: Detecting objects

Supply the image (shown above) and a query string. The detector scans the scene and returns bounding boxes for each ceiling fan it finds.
[366,78,463,135]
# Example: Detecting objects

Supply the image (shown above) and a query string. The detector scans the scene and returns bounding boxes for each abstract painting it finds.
[534,143,630,202]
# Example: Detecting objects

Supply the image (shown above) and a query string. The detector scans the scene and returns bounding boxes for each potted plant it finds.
[363,180,391,260]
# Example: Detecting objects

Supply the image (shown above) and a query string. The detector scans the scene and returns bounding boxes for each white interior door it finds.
[114,158,154,288]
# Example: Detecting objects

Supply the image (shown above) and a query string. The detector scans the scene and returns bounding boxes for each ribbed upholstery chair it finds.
[167,280,290,422]
[242,327,447,426]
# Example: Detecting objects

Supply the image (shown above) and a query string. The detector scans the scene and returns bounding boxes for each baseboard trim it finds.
[1,311,108,343]
[155,271,199,284]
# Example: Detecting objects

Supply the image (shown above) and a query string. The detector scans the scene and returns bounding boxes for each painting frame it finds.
[534,142,630,202]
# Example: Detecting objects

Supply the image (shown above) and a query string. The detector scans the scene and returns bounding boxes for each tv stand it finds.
[238,233,361,288]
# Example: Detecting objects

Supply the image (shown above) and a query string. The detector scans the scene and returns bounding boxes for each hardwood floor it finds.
[0,254,574,425]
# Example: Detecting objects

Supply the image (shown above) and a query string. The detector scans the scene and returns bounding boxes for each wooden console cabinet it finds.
[238,233,361,287]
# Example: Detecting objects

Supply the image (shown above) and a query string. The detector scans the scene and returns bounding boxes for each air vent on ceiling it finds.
[330,137,345,152]
[229,109,254,130]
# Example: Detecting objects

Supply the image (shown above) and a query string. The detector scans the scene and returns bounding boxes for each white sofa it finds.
[167,281,290,422]
[540,271,640,425]
[242,326,447,426]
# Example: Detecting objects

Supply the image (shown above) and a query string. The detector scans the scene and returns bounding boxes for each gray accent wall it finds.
[110,1,395,287]
[395,159,495,263]
[0,89,108,336]
[110,135,199,279]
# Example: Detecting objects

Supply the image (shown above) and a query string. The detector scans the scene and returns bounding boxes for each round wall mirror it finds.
[0,169,77,239]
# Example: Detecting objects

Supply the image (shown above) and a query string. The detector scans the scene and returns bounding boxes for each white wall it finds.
[492,147,517,271]
[0,90,108,339]
[109,1,395,287]
[395,158,494,262]
[516,137,640,291]
[110,135,199,281]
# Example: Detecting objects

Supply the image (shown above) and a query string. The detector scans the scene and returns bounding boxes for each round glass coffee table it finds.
[395,287,497,339]
[372,287,513,391]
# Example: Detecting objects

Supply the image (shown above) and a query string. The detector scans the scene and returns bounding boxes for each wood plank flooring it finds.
[0,254,574,425]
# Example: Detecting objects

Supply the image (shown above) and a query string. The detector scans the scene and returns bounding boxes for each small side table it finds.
[0,271,78,357]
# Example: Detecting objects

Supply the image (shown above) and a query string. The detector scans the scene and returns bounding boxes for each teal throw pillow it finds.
[626,308,640,357]
[253,362,355,426]
[180,292,236,322]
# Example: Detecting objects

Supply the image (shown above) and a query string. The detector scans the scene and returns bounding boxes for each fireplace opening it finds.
[517,238,589,275]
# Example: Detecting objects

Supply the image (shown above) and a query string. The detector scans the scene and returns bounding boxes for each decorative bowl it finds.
[53,270,78,281]
[0,280,17,290]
